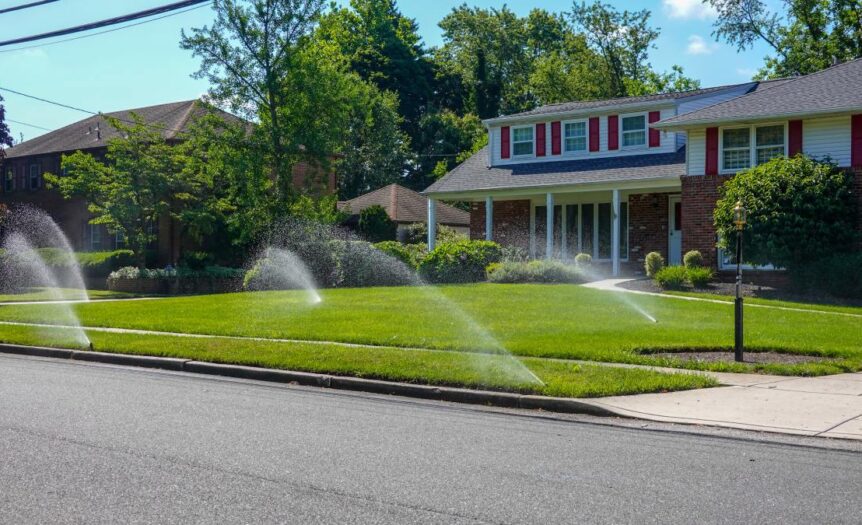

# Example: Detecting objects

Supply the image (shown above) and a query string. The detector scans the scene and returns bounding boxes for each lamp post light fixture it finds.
[733,201,747,362]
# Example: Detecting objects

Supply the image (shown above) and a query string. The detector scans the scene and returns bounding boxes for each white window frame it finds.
[29,163,41,190]
[562,119,588,154]
[510,125,535,158]
[720,123,787,174]
[620,112,648,150]
[717,245,777,271]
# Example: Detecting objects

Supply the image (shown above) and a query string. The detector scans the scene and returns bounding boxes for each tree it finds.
[181,0,328,201]
[0,94,12,157]
[714,155,858,271]
[411,110,486,188]
[46,115,203,268]
[357,204,397,242]
[707,0,862,78]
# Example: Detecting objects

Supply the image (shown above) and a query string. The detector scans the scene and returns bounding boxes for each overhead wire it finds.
[0,0,59,16]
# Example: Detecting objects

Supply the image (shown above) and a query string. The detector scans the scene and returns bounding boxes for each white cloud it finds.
[663,0,717,20]
[686,35,716,55]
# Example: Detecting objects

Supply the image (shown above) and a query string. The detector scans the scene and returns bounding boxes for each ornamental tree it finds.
[714,155,858,271]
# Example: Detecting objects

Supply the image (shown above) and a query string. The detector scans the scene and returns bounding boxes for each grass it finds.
[0,288,138,303]
[0,283,859,376]
[0,323,716,398]
[666,290,862,316]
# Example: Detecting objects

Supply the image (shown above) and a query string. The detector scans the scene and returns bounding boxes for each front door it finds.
[668,196,682,266]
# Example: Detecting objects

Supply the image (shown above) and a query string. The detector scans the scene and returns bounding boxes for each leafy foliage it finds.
[373,241,427,269]
[653,265,688,290]
[418,240,502,283]
[574,253,592,266]
[0,94,12,155]
[793,253,862,299]
[715,156,858,271]
[683,250,704,269]
[486,260,585,284]
[686,267,715,289]
[644,251,664,277]
[357,205,397,242]
[400,222,467,245]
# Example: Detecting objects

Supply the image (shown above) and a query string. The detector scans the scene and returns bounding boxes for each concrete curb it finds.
[0,343,620,417]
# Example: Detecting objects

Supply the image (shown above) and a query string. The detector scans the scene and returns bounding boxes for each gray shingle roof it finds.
[424,146,685,196]
[3,99,239,159]
[339,184,469,226]
[656,58,862,128]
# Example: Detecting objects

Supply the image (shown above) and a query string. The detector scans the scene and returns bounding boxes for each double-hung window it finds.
[563,121,587,153]
[511,126,534,156]
[722,124,786,172]
[755,125,785,165]
[621,114,646,147]
[29,164,41,190]
[722,128,750,171]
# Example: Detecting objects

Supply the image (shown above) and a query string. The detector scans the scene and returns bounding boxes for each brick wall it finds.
[854,168,862,248]
[470,199,531,250]
[627,192,670,265]
[680,174,734,269]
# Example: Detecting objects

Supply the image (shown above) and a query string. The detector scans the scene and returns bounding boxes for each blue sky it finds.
[0,0,774,142]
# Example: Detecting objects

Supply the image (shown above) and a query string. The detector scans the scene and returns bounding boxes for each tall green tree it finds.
[0,95,12,156]
[412,110,486,187]
[708,0,862,78]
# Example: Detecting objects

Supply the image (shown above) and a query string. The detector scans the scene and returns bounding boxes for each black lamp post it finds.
[733,201,747,362]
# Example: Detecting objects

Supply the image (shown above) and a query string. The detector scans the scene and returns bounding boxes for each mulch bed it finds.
[648,350,836,365]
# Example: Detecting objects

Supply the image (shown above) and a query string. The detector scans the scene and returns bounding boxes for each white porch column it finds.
[611,189,621,277]
[545,192,554,260]
[427,198,437,251]
[485,196,493,241]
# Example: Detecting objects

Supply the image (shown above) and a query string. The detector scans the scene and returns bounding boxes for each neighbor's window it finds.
[511,126,534,156]
[564,121,587,152]
[4,168,13,192]
[29,164,41,190]
[722,128,751,171]
[88,224,102,251]
[755,125,785,165]
[621,115,646,147]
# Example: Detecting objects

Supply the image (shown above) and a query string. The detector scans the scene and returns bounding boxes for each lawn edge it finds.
[0,342,621,417]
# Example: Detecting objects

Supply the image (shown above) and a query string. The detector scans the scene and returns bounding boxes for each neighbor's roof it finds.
[424,146,686,196]
[338,184,470,226]
[656,58,862,128]
[3,99,240,159]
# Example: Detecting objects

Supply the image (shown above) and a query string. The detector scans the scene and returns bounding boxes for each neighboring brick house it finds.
[338,183,469,241]
[0,99,335,265]
[425,58,862,275]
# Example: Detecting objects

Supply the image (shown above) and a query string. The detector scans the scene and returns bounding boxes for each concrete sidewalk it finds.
[589,371,862,440]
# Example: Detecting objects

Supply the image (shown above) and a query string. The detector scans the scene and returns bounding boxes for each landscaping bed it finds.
[645,349,837,365]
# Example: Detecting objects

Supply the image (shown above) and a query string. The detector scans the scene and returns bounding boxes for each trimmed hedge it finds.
[644,251,664,277]
[418,240,502,284]
[653,265,715,290]
[486,260,585,284]
[108,265,246,294]
[373,241,428,269]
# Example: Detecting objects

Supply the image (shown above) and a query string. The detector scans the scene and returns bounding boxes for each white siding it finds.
[687,129,706,176]
[802,115,852,167]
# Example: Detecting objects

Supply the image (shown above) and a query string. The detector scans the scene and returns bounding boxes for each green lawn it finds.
[0,283,859,377]
[0,288,138,303]
[666,290,862,316]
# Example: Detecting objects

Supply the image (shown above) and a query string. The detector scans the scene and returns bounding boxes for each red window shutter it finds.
[501,126,510,159]
[536,123,546,157]
[589,117,600,152]
[551,121,561,155]
[607,115,619,150]
[788,120,803,157]
[705,127,719,176]
[852,115,862,168]
[648,111,661,148]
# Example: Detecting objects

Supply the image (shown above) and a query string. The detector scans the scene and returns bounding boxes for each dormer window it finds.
[564,121,587,152]
[621,114,647,147]
[511,126,534,157]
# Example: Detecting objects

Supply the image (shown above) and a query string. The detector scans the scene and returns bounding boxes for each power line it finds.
[0,0,59,15]
[0,3,209,53]
[0,0,211,48]
[6,118,53,132]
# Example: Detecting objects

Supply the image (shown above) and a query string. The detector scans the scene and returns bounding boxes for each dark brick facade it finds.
[470,199,531,250]
[627,192,671,265]
[680,174,733,269]
[854,168,862,249]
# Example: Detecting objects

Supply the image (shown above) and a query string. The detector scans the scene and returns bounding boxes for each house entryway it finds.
[668,195,682,265]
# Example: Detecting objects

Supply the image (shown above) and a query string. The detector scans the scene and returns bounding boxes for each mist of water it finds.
[579,266,658,324]
[246,247,322,304]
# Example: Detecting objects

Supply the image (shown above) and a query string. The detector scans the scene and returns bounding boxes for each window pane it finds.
[756,125,783,147]
[723,128,750,148]
[622,115,645,132]
[564,122,585,138]
[622,131,645,147]
[723,148,751,170]
[513,142,532,156]
[513,127,533,141]
[565,137,587,152]
[756,146,784,165]
[598,203,611,259]
[580,204,593,256]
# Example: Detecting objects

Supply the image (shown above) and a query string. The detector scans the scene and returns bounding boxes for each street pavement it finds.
[1,354,861,524]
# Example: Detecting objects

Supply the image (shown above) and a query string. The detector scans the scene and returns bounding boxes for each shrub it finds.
[401,222,466,245]
[501,245,530,263]
[644,251,664,277]
[418,240,502,283]
[28,249,136,278]
[179,251,212,271]
[110,265,244,281]
[358,205,397,242]
[793,253,862,299]
[330,240,416,287]
[715,156,858,271]
[653,265,687,290]
[686,267,714,288]
[373,241,427,269]
[574,253,592,266]
[683,250,704,269]
[487,260,584,284]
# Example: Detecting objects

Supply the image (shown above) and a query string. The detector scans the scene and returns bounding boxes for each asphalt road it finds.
[1,355,861,524]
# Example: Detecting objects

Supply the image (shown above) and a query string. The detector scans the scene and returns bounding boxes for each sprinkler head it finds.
[88,342,94,352]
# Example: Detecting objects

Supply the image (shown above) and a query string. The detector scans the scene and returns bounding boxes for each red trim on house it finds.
[551,121,561,155]
[501,126,510,159]
[788,120,803,157]
[705,127,719,175]
[607,115,619,150]
[852,115,862,168]
[648,111,661,148]
[589,117,599,152]
[535,122,546,157]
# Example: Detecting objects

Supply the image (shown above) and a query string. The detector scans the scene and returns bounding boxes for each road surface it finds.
[1,354,860,524]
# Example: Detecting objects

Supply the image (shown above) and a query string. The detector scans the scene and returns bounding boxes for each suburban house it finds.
[425,58,862,276]
[0,99,335,264]
[339,183,469,241]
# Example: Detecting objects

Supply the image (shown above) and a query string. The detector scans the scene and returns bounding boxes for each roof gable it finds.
[339,184,469,226]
